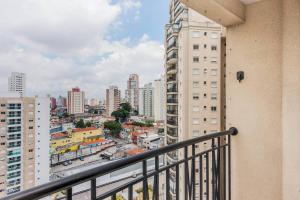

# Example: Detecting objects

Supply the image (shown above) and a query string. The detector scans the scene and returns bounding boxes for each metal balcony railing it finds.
[1,128,238,200]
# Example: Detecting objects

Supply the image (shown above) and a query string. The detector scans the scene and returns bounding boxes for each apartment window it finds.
[192,68,200,75]
[193,94,199,100]
[203,118,207,122]
[192,106,200,112]
[211,81,217,88]
[211,118,217,124]
[193,130,200,137]
[203,93,207,98]
[204,56,207,60]
[211,57,217,64]
[29,126,33,130]
[0,143,5,146]
[204,44,207,49]
[210,69,217,76]
[193,81,199,88]
[0,104,5,107]
[192,118,200,125]
[203,106,207,109]
[211,106,217,112]
[211,32,218,39]
[211,93,217,100]
[211,45,217,51]
[193,44,199,50]
[0,119,5,122]
[204,32,207,36]
[204,81,207,85]
[203,68,207,74]
[193,57,199,62]
[192,31,200,38]
[0,112,5,115]
[28,149,33,152]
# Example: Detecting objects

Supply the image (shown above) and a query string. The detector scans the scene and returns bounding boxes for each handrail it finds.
[1,127,238,200]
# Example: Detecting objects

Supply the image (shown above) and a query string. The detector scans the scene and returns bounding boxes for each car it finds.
[62,162,68,166]
[67,160,72,165]
[79,157,84,161]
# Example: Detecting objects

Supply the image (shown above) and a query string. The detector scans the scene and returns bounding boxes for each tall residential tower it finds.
[125,74,139,111]
[106,86,121,116]
[67,87,85,115]
[8,72,26,97]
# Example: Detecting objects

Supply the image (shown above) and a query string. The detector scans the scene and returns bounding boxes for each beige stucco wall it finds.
[282,0,300,199]
[226,0,283,200]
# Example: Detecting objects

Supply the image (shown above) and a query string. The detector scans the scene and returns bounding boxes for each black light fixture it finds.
[237,71,244,82]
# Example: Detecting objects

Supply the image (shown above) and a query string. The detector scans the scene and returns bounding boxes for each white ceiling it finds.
[240,0,262,4]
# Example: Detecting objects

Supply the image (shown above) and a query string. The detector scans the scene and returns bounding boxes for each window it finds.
[193,44,199,50]
[192,118,200,125]
[203,68,207,74]
[204,81,207,85]
[211,45,217,51]
[192,68,200,75]
[204,44,207,48]
[203,93,207,97]
[210,118,217,124]
[204,32,207,36]
[211,106,217,112]
[211,32,218,39]
[192,31,200,38]
[0,119,5,122]
[193,106,200,112]
[193,130,200,137]
[193,94,199,100]
[0,104,5,107]
[28,149,33,152]
[193,57,199,62]
[29,126,33,130]
[203,106,207,109]
[193,81,199,88]
[0,112,5,115]
[210,69,217,76]
[211,81,217,88]
[203,118,207,122]
[211,93,217,100]
[211,57,217,64]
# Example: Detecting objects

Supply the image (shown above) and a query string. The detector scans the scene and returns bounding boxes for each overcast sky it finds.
[0,0,169,100]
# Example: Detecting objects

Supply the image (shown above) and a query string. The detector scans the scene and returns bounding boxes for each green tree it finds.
[76,119,85,128]
[120,102,132,112]
[85,121,92,127]
[104,121,122,137]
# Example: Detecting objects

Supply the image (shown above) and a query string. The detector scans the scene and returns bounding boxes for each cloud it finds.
[0,0,164,99]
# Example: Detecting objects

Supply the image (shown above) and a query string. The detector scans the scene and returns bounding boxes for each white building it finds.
[153,76,166,121]
[125,74,139,111]
[67,87,85,115]
[105,86,121,116]
[8,72,26,97]
[138,83,154,117]
[0,94,50,197]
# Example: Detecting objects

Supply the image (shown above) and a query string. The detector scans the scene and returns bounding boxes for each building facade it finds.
[139,83,154,117]
[67,87,85,115]
[8,72,26,97]
[165,0,224,199]
[125,74,139,111]
[153,76,166,121]
[0,96,50,197]
[57,96,67,108]
[105,86,121,116]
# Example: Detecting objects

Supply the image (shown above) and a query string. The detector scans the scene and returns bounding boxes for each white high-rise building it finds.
[8,72,26,97]
[106,86,121,116]
[67,87,85,115]
[165,1,225,199]
[139,83,154,117]
[125,74,139,111]
[0,95,50,197]
[153,76,166,121]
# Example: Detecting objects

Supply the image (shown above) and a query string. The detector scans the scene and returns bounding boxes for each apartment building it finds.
[125,74,139,111]
[8,72,26,97]
[0,95,50,197]
[139,83,154,117]
[67,87,85,115]
[153,76,166,121]
[105,86,121,116]
[165,0,224,199]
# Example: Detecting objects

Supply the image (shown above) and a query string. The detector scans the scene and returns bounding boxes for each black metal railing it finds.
[1,128,238,200]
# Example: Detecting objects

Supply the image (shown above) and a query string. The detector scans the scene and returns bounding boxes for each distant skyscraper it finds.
[89,98,99,107]
[8,72,26,97]
[57,96,67,107]
[0,95,50,197]
[67,87,85,114]
[125,74,139,111]
[153,76,166,121]
[139,83,154,117]
[50,97,57,110]
[106,86,121,116]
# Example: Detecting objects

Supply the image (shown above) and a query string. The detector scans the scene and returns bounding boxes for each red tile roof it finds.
[126,148,145,156]
[81,138,106,146]
[72,127,98,132]
[51,132,67,139]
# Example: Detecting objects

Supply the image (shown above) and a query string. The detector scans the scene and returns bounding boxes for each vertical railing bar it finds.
[166,168,170,200]
[212,138,216,200]
[199,154,203,200]
[192,144,196,200]
[223,138,227,200]
[91,178,97,200]
[228,135,232,200]
[153,155,159,200]
[112,193,116,200]
[143,160,149,200]
[184,146,189,200]
[176,164,179,200]
[128,185,133,200]
[66,188,72,200]
[217,137,221,200]
[206,152,209,200]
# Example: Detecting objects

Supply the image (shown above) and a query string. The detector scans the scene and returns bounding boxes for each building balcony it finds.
[166,54,178,65]
[1,128,238,200]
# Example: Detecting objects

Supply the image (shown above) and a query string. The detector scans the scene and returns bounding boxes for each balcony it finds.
[166,65,177,74]
[1,128,238,200]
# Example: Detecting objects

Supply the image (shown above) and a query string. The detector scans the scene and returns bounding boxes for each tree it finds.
[120,102,132,112]
[104,121,122,137]
[85,121,92,127]
[76,119,85,128]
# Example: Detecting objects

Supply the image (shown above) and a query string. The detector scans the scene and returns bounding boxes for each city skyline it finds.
[0,0,168,99]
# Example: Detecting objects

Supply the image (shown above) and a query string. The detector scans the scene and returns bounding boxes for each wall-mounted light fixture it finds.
[237,71,244,82]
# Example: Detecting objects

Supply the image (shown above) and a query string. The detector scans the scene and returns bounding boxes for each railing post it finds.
[91,179,96,200]
[66,188,72,200]
[154,155,159,200]
[143,160,149,200]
